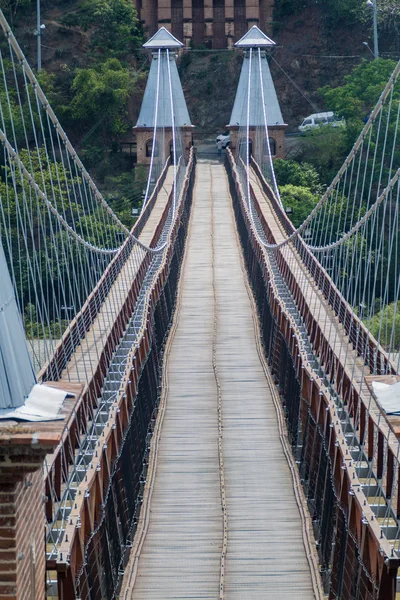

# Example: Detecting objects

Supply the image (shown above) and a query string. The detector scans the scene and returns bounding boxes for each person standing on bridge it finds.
[217,139,223,156]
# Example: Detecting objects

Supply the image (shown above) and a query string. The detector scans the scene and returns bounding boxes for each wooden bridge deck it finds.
[121,161,317,599]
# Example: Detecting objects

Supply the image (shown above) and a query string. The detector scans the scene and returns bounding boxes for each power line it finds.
[270,55,321,113]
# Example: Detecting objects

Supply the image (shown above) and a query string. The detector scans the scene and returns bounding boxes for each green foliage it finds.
[279,184,319,228]
[297,126,348,185]
[35,70,67,116]
[274,159,324,228]
[0,87,29,145]
[361,1,400,39]
[16,147,82,215]
[69,59,133,136]
[318,58,400,178]
[0,147,128,328]
[178,51,192,75]
[103,168,149,227]
[0,0,31,20]
[317,0,364,26]
[24,304,68,340]
[365,301,400,349]
[274,0,363,25]
[0,64,41,146]
[274,0,307,19]
[274,159,324,194]
[320,59,397,122]
[61,0,143,59]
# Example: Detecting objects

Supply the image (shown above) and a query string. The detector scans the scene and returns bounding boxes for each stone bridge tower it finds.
[134,27,194,166]
[228,25,286,159]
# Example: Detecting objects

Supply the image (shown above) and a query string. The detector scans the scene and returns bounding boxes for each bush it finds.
[274,159,324,194]
[279,184,319,228]
[295,127,348,185]
[365,301,400,350]
[60,0,143,60]
[320,58,397,122]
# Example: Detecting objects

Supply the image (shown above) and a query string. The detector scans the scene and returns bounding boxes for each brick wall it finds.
[229,125,286,159]
[135,127,194,165]
[0,469,45,600]
[134,0,275,44]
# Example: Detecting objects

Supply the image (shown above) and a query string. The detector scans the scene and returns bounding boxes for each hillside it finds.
[179,3,396,135]
[3,0,395,137]
[0,0,398,199]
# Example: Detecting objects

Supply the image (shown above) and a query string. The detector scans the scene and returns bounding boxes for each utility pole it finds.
[366,0,379,58]
[36,0,42,71]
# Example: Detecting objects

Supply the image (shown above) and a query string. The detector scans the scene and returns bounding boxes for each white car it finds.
[216,132,230,148]
[298,111,345,132]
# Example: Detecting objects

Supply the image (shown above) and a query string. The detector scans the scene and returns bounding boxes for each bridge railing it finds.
[251,158,395,378]
[44,150,195,599]
[43,160,174,527]
[228,150,400,599]
[250,157,400,539]
[38,158,171,385]
[250,159,400,502]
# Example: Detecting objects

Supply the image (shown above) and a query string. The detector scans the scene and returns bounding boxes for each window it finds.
[192,0,204,45]
[267,137,276,156]
[239,137,252,157]
[234,0,246,41]
[146,139,158,157]
[213,0,225,48]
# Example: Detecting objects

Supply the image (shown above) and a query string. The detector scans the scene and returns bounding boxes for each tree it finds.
[319,58,397,138]
[61,0,143,60]
[317,0,365,26]
[274,0,365,26]
[0,0,31,21]
[279,184,319,228]
[296,127,348,185]
[362,1,400,41]
[319,58,400,183]
[273,159,324,195]
[69,58,133,136]
[365,301,400,350]
[0,147,127,328]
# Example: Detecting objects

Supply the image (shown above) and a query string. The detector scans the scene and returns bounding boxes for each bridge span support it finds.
[0,155,195,599]
[226,154,400,600]
[57,157,196,600]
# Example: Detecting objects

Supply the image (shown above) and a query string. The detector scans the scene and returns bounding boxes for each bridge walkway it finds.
[121,160,317,599]
[58,168,174,385]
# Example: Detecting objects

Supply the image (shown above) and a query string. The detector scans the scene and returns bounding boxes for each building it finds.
[135,27,194,165]
[227,26,286,159]
[133,0,275,48]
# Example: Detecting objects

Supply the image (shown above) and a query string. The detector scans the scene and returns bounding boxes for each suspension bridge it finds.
[1,12,400,600]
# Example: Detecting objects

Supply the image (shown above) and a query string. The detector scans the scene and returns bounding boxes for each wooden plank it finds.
[121,162,315,599]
